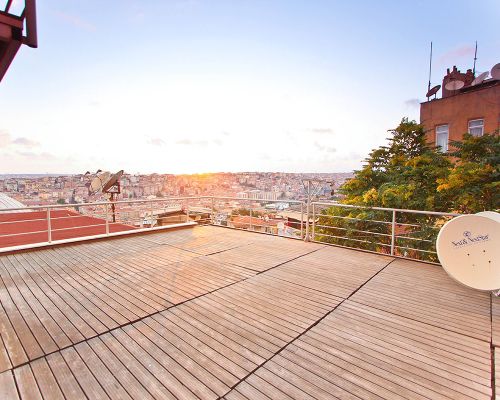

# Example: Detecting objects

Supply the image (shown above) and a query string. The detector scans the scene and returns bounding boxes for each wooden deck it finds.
[0,225,496,399]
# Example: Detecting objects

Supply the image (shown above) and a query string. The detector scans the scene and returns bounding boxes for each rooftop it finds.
[0,193,25,212]
[0,225,496,399]
[0,210,135,249]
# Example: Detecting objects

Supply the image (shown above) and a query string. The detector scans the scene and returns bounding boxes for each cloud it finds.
[175,139,193,145]
[16,151,56,160]
[54,11,97,32]
[0,131,40,148]
[404,98,420,108]
[314,142,336,153]
[12,137,40,147]
[175,138,222,146]
[438,45,475,65]
[310,128,334,134]
[148,137,165,146]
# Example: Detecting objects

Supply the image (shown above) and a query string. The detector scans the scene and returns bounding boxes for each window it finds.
[468,119,484,137]
[436,124,449,152]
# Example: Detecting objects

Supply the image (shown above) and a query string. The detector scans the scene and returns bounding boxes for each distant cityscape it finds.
[0,171,354,206]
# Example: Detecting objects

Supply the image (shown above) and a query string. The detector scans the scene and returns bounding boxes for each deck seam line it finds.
[217,257,397,399]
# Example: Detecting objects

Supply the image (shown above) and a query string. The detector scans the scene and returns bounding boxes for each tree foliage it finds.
[437,133,500,213]
[315,119,499,262]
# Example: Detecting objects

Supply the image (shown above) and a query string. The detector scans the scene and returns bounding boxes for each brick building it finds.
[420,66,500,152]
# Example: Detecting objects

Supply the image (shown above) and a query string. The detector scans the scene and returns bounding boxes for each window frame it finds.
[468,118,484,137]
[435,124,449,152]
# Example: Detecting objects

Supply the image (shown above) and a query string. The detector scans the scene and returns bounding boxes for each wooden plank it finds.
[151,312,249,379]
[207,240,320,272]
[492,295,500,346]
[16,251,106,336]
[89,337,155,400]
[46,352,87,400]
[0,334,13,373]
[0,370,19,400]
[99,333,177,400]
[30,358,65,400]
[73,341,133,400]
[350,259,491,341]
[265,245,392,298]
[13,364,43,400]
[5,254,83,345]
[134,320,233,395]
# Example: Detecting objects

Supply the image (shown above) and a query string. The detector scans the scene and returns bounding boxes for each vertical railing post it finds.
[312,203,316,242]
[211,197,215,225]
[105,203,109,235]
[249,203,253,231]
[186,199,190,222]
[47,207,52,243]
[150,200,154,229]
[305,180,311,242]
[312,203,317,242]
[391,210,396,256]
[300,202,304,239]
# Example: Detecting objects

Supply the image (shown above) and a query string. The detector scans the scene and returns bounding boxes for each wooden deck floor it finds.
[0,225,496,399]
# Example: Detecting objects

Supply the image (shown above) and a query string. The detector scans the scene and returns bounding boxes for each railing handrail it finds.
[0,195,304,213]
[311,201,460,217]
[0,195,462,263]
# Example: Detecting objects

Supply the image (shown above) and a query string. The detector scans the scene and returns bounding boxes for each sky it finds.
[0,0,499,175]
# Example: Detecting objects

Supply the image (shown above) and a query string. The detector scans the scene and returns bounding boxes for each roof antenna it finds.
[473,41,478,75]
[427,41,433,99]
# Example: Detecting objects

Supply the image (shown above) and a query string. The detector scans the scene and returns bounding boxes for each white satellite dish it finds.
[437,214,499,291]
[89,171,111,195]
[471,71,488,86]
[477,211,500,223]
[444,79,465,91]
[491,63,500,80]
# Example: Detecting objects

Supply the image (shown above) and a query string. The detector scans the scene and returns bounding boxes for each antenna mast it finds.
[428,41,433,93]
[473,41,478,75]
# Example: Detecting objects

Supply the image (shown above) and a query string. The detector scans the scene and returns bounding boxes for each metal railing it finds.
[310,202,459,263]
[0,196,460,262]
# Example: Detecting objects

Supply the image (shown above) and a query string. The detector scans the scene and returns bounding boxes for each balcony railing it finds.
[0,196,459,263]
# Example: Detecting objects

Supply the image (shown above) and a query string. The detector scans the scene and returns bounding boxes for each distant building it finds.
[420,66,500,152]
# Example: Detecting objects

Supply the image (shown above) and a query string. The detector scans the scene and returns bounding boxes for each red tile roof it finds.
[0,209,134,248]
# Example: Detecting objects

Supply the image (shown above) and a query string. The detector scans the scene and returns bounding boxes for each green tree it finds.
[316,120,500,261]
[437,133,500,213]
[316,118,452,261]
[340,118,451,210]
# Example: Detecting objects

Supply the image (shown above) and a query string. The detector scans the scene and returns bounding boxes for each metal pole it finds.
[186,199,190,222]
[312,203,316,242]
[249,204,253,231]
[305,180,310,241]
[105,203,109,235]
[300,202,304,239]
[150,200,154,229]
[211,197,215,225]
[47,207,52,243]
[391,210,396,256]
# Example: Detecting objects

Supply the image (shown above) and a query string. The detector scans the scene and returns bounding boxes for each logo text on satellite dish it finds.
[451,231,490,248]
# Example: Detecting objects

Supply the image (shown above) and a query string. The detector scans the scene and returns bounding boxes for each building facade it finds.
[420,66,500,152]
